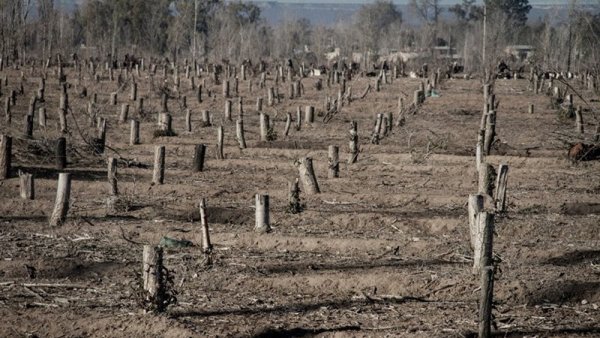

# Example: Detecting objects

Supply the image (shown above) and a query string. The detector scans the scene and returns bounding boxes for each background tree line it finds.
[0,0,598,74]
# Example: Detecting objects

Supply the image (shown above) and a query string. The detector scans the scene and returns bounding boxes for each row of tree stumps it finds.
[469,84,510,338]
[0,55,421,314]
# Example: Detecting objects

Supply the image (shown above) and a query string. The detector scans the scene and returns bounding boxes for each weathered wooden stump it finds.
[153,146,165,185]
[297,157,320,194]
[49,173,71,226]
[254,194,271,233]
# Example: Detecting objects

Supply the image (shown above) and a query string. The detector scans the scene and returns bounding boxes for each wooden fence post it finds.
[0,135,10,179]
[473,211,494,275]
[153,145,165,184]
[494,164,509,212]
[297,157,320,194]
[468,194,484,250]
[479,266,494,338]
[483,111,496,155]
[185,110,192,132]
[49,173,71,226]
[255,194,271,233]
[478,163,495,197]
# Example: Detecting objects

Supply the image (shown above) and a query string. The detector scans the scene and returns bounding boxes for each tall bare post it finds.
[297,157,320,194]
[494,164,509,212]
[49,173,71,226]
[328,145,339,178]
[349,121,359,164]
[0,135,12,179]
[19,172,34,199]
[216,126,224,160]
[478,163,495,197]
[56,137,67,170]
[254,194,271,233]
[193,144,206,172]
[483,111,496,155]
[236,119,247,149]
[153,146,165,185]
[199,198,213,265]
[479,266,495,338]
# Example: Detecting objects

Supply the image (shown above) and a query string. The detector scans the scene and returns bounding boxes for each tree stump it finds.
[153,146,165,185]
[328,145,339,178]
[297,157,320,194]
[0,135,11,179]
[193,144,206,172]
[478,163,496,197]
[254,194,271,233]
[304,106,314,125]
[142,245,166,312]
[348,121,359,164]
[130,120,140,145]
[260,113,270,142]
[468,194,484,250]
[120,104,129,123]
[216,126,224,160]
[236,119,246,149]
[19,171,34,200]
[49,173,71,226]
[284,113,292,137]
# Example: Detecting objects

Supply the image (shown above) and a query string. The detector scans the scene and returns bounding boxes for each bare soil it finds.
[0,67,599,337]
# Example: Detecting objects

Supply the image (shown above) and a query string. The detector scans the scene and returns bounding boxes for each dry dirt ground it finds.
[0,65,599,337]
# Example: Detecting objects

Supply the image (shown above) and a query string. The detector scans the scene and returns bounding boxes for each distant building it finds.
[505,45,534,62]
